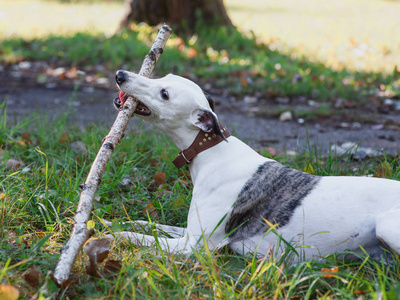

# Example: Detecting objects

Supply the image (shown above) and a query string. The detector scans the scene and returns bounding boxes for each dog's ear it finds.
[191,109,226,140]
[203,91,215,112]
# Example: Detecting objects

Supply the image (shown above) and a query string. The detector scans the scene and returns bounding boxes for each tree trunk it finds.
[117,0,232,34]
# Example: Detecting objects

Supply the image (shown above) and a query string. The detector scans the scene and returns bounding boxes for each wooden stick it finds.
[53,24,172,285]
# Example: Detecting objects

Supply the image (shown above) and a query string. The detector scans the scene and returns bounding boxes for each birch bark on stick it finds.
[53,24,172,285]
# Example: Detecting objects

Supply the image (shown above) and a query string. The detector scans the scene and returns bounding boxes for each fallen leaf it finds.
[0,285,19,300]
[24,266,44,288]
[265,147,282,157]
[354,80,363,87]
[173,37,185,48]
[374,161,392,178]
[240,77,249,87]
[187,48,197,59]
[21,132,32,145]
[311,73,318,81]
[171,196,185,209]
[178,170,191,180]
[104,260,122,274]
[65,67,78,79]
[354,289,367,295]
[321,266,339,278]
[84,238,111,278]
[58,133,71,144]
[5,159,24,171]
[176,178,190,188]
[154,171,166,187]
[144,202,158,220]
[150,159,159,166]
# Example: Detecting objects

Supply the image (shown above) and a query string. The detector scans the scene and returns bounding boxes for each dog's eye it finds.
[160,89,169,100]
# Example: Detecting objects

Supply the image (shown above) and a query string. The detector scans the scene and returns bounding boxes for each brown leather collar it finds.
[173,125,232,169]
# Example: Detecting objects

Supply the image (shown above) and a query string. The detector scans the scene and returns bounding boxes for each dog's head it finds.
[115,70,225,146]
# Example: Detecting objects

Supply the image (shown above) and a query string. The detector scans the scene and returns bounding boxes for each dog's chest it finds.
[225,161,320,239]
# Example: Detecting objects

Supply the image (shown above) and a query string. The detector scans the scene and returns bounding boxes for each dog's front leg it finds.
[102,219,186,238]
[129,220,186,238]
[107,231,193,255]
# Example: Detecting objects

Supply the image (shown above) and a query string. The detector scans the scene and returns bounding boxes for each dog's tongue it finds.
[119,91,129,105]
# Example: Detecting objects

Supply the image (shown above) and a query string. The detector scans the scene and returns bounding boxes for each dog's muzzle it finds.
[113,91,128,110]
[115,70,127,85]
[114,72,151,116]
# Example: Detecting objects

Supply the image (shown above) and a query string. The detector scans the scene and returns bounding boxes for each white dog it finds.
[112,70,400,262]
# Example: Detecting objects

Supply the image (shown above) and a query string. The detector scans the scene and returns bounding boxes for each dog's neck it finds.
[172,125,231,169]
[162,127,200,151]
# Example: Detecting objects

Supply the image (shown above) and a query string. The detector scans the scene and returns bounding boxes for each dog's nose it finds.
[115,70,127,85]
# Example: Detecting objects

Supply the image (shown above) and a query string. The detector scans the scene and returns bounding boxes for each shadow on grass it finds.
[1,24,399,104]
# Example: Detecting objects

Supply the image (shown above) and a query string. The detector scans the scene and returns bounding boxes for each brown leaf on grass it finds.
[150,159,159,166]
[0,285,19,300]
[104,260,122,274]
[154,171,166,187]
[84,238,111,278]
[321,266,339,278]
[24,266,44,288]
[144,202,159,220]
[178,170,191,180]
[5,158,24,171]
[21,132,32,145]
[311,73,318,81]
[240,77,249,87]
[264,147,283,157]
[374,161,392,178]
[65,67,78,79]
[187,48,198,59]
[58,133,72,144]
[176,178,191,188]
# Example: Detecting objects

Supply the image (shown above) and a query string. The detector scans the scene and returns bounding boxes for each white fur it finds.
[112,71,400,262]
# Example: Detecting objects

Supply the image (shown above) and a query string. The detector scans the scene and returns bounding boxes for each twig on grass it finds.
[52,24,172,286]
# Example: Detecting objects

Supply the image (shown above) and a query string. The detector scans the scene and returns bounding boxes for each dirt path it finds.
[1,65,399,156]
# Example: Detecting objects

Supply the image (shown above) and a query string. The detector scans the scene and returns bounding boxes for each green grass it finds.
[2,0,399,74]
[1,105,400,298]
[2,23,399,107]
[1,0,400,109]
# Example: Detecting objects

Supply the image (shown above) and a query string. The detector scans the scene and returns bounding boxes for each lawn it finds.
[1,107,400,298]
[2,0,399,73]
[1,0,399,107]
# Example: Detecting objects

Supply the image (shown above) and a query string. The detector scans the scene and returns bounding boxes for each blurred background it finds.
[1,0,400,154]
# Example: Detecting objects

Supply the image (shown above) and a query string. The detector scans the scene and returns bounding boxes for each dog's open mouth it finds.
[114,91,151,116]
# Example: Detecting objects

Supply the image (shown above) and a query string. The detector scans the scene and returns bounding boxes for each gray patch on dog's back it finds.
[226,161,320,239]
